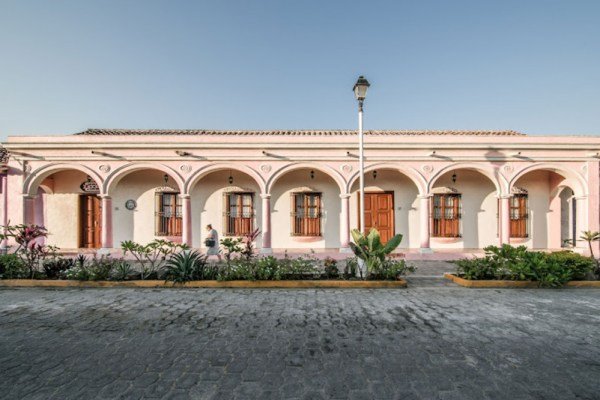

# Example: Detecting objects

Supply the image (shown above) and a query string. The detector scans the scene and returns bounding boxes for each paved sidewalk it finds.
[0,282,599,399]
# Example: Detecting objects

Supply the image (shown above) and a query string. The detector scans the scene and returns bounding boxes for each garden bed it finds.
[0,279,407,289]
[444,273,600,288]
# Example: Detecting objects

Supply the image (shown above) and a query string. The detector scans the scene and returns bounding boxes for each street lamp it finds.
[353,75,370,234]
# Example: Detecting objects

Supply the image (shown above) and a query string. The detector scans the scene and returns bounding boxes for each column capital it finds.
[99,194,112,200]
[22,194,37,200]
[260,193,271,200]
[497,194,513,199]
[417,194,432,199]
[340,193,351,199]
[179,194,191,199]
[574,195,588,200]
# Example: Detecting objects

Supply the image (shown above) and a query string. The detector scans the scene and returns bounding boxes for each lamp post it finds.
[353,75,370,234]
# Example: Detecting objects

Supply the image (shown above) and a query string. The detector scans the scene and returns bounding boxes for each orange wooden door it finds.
[363,192,394,243]
[80,195,102,248]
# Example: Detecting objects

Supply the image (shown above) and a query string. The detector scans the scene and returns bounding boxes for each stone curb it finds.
[444,273,600,288]
[0,279,408,289]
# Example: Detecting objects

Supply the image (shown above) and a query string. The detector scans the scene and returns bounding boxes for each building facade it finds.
[1,129,599,256]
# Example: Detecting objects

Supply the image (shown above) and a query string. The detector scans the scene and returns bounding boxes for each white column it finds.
[260,194,272,253]
[339,194,351,252]
[100,195,113,250]
[180,194,192,247]
[418,195,432,253]
[499,195,511,246]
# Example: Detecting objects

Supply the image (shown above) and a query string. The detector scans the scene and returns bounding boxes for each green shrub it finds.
[0,254,28,279]
[42,257,74,279]
[110,261,134,281]
[64,266,90,281]
[454,245,595,287]
[164,251,209,283]
[323,257,339,279]
[369,259,415,281]
[343,258,359,279]
[545,251,594,280]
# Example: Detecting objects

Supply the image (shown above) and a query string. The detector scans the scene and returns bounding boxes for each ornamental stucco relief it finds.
[180,164,192,174]
[421,164,433,174]
[98,164,111,173]
[340,164,352,174]
[260,164,272,174]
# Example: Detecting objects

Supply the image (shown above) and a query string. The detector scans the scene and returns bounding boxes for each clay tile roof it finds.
[74,129,524,136]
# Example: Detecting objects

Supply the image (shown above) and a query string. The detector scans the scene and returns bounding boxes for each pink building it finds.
[1,129,599,256]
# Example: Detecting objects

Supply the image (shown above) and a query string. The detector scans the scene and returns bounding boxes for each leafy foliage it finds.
[164,251,211,283]
[580,230,600,277]
[349,228,403,278]
[220,237,242,263]
[0,254,28,279]
[121,239,188,279]
[42,257,74,279]
[323,257,339,279]
[0,224,53,278]
[240,229,261,260]
[454,245,595,287]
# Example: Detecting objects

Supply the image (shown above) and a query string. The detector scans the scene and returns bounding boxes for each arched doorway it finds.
[269,167,341,251]
[188,169,263,250]
[27,169,102,249]
[429,168,500,249]
[348,168,421,248]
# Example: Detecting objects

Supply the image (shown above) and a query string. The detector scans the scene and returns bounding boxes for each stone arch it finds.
[346,163,427,195]
[103,163,185,195]
[428,163,506,195]
[266,163,346,194]
[185,163,266,194]
[510,163,587,197]
[24,163,104,196]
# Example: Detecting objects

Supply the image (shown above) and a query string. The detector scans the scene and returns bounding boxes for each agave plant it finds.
[349,228,402,278]
[164,250,208,283]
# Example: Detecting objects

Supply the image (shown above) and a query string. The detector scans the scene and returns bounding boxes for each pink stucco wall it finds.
[2,131,599,254]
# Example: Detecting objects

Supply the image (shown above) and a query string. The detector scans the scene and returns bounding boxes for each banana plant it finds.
[349,228,403,278]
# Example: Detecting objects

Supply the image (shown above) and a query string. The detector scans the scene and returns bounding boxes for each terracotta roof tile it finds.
[75,129,524,137]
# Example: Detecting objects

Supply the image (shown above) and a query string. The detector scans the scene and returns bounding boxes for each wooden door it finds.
[80,195,102,248]
[362,192,394,243]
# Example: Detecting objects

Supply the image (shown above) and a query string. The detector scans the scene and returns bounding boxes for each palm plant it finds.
[580,230,600,276]
[349,228,403,279]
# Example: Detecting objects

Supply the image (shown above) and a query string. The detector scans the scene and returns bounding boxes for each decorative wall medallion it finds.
[581,164,588,173]
[125,199,137,210]
[503,165,514,174]
[421,164,433,173]
[180,164,192,174]
[80,176,100,193]
[23,163,32,173]
[98,164,111,173]
[340,164,352,174]
[260,164,272,173]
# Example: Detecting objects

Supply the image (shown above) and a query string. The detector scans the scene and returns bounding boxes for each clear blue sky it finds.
[1,0,599,141]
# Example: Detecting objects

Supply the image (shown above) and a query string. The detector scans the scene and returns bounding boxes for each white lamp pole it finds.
[353,76,370,234]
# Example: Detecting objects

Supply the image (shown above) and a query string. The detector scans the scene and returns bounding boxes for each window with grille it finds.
[155,192,182,236]
[291,192,322,236]
[223,192,254,236]
[432,194,461,237]
[510,194,528,238]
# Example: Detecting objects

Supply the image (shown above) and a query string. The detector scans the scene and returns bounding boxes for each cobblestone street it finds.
[1,279,599,399]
